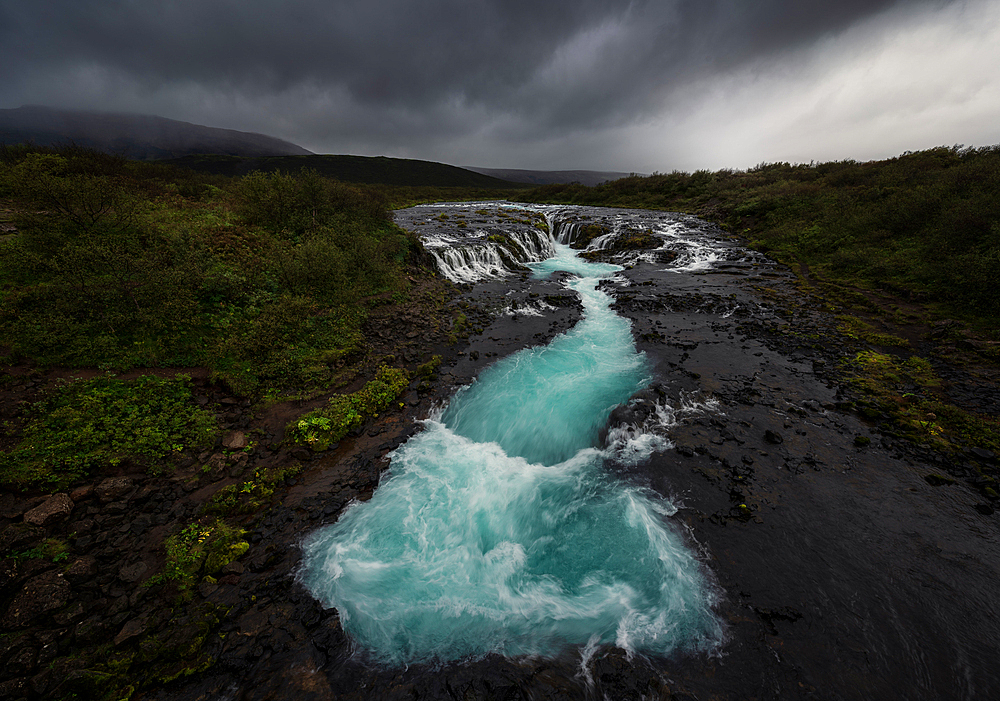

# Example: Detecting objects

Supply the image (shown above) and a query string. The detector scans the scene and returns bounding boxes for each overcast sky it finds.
[2,0,998,172]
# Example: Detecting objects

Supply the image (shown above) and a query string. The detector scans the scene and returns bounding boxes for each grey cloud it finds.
[0,0,974,169]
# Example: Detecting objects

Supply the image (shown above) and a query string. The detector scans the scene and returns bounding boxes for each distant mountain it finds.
[167,154,529,189]
[0,105,312,160]
[464,167,639,187]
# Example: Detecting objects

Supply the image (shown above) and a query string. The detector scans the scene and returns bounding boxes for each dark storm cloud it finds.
[1,1,908,117]
[1,0,988,169]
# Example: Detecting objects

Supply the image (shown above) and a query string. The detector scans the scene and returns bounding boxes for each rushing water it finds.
[300,216,724,666]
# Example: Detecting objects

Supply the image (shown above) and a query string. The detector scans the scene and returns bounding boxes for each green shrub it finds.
[0,375,216,489]
[0,147,413,397]
[287,365,410,449]
[205,464,303,515]
[147,519,249,593]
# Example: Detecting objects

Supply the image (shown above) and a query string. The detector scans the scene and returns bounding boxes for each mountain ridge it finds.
[464,166,639,186]
[0,105,312,160]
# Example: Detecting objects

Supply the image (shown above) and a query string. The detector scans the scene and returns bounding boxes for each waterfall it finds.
[300,214,728,667]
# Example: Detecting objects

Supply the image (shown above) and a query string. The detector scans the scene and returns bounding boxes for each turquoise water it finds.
[300,242,722,665]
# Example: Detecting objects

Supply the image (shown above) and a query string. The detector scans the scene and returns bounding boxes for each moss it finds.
[836,314,909,347]
[146,519,248,594]
[416,355,442,378]
[842,350,999,454]
[569,223,608,250]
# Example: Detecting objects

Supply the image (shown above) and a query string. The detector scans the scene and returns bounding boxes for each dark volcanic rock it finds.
[3,571,71,628]
[23,493,73,527]
[95,477,134,504]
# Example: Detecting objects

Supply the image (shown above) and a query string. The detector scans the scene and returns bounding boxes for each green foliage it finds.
[416,355,442,378]
[287,365,410,449]
[836,315,910,347]
[205,464,303,515]
[842,350,999,453]
[4,538,69,564]
[210,295,364,395]
[0,374,216,490]
[147,519,249,593]
[0,146,423,397]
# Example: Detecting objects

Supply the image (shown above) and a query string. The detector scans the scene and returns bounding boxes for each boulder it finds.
[3,571,71,628]
[118,561,149,584]
[114,618,147,646]
[223,431,249,450]
[23,493,73,527]
[0,494,45,520]
[95,478,133,504]
[69,484,94,502]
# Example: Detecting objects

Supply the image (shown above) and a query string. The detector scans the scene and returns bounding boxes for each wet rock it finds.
[118,561,149,584]
[69,484,94,502]
[23,493,73,527]
[221,561,245,576]
[0,493,37,520]
[114,618,146,646]
[0,523,44,553]
[3,571,70,628]
[675,442,696,458]
[95,477,133,504]
[0,678,28,699]
[969,447,997,463]
[64,557,98,584]
[74,615,112,645]
[764,429,784,444]
[53,601,86,626]
[30,669,53,697]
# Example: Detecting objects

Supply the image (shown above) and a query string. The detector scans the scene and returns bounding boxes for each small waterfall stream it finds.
[300,206,726,666]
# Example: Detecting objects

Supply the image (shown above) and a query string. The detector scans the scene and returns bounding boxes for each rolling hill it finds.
[166,154,527,188]
[0,105,312,160]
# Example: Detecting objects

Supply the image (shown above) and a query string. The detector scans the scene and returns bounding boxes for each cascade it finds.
[300,211,726,666]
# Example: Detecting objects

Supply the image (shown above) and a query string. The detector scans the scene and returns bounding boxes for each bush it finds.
[148,519,249,594]
[0,375,216,489]
[287,365,410,449]
[0,147,416,398]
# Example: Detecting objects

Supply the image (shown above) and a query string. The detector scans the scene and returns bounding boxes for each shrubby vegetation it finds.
[287,365,410,450]
[0,146,417,395]
[146,519,249,595]
[205,463,303,516]
[0,375,216,489]
[519,145,1000,322]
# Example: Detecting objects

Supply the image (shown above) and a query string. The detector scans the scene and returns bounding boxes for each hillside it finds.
[465,166,637,186]
[167,153,528,188]
[0,105,312,160]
